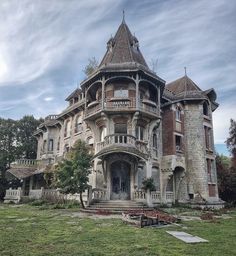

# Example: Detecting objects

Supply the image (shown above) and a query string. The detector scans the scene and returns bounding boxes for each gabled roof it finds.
[162,75,219,111]
[165,75,201,95]
[99,20,148,69]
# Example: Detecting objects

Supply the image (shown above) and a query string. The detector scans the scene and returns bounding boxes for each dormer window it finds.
[203,102,209,116]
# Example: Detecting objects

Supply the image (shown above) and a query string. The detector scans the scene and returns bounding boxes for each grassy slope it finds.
[0,205,235,256]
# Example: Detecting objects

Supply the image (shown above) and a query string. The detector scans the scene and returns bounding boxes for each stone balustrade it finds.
[92,189,107,200]
[85,97,158,117]
[96,134,148,155]
[166,192,174,202]
[29,188,43,200]
[11,159,38,167]
[139,101,158,114]
[151,191,161,202]
[4,188,22,203]
[133,190,146,201]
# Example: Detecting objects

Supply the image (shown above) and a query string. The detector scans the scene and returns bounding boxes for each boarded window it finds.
[114,89,128,98]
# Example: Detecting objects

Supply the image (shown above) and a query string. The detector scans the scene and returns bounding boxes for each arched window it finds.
[203,102,209,116]
[153,134,157,148]
[64,120,71,137]
[152,129,158,157]
[75,115,82,133]
[176,106,181,121]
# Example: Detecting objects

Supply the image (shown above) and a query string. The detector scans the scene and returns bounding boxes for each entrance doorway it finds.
[110,161,130,200]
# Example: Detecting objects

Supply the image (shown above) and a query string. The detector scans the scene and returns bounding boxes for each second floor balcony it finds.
[85,98,159,119]
[96,133,148,159]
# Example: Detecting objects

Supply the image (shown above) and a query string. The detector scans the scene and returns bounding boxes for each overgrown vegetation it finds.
[216,118,236,205]
[53,140,93,208]
[0,204,235,256]
[0,116,42,200]
[83,57,98,77]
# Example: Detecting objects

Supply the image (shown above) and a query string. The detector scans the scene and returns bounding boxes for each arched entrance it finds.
[173,166,185,202]
[110,161,131,200]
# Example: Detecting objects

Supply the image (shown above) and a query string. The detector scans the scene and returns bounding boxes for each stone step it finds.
[88,200,148,211]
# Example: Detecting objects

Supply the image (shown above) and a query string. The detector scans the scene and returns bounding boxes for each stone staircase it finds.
[84,200,149,214]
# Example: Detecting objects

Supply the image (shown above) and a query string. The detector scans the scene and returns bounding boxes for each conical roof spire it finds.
[99,19,149,69]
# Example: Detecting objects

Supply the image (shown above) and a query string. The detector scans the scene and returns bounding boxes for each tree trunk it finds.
[79,192,85,209]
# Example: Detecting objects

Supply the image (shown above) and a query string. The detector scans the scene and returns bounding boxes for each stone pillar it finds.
[135,74,139,110]
[161,169,173,204]
[101,76,105,110]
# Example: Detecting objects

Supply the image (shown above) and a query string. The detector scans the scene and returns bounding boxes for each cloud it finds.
[44,97,54,102]
[0,0,235,144]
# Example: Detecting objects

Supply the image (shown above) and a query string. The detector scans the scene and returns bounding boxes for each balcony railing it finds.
[11,158,55,169]
[85,98,158,117]
[96,134,148,155]
[11,159,38,167]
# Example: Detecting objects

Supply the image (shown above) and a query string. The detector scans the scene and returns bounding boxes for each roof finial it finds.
[184,67,187,76]
[122,10,125,23]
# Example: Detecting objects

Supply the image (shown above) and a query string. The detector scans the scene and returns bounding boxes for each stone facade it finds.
[7,19,222,206]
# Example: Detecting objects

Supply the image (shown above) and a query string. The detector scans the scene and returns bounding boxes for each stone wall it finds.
[184,103,209,199]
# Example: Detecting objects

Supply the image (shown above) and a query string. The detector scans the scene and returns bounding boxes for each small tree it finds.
[142,177,156,192]
[55,140,93,208]
[83,57,98,77]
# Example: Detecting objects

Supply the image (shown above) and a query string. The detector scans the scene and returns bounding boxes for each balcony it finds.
[96,134,148,158]
[85,98,159,119]
[11,158,55,169]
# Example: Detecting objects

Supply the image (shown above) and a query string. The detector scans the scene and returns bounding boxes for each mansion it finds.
[5,19,222,207]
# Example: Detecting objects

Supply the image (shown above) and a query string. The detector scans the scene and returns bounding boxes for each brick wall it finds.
[162,107,175,155]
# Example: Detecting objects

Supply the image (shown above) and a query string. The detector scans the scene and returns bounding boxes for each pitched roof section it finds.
[166,75,202,95]
[99,21,149,69]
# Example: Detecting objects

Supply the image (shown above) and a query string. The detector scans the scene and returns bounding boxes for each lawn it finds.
[0,204,235,256]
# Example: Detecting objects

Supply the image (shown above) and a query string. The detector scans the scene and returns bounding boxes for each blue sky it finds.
[0,0,235,155]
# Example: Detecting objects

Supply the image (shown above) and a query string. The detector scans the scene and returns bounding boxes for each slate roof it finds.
[99,21,148,69]
[7,168,37,179]
[162,75,219,111]
[165,75,201,95]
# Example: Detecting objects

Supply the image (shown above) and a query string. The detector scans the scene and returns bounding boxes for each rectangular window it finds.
[48,139,53,152]
[135,126,144,141]
[175,135,181,151]
[204,126,212,150]
[207,158,212,182]
[204,126,209,149]
[57,137,60,151]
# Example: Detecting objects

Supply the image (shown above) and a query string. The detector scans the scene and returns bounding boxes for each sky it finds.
[0,0,235,155]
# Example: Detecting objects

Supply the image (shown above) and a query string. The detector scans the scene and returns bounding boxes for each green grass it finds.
[0,204,235,256]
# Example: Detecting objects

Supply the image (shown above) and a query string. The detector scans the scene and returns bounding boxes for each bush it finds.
[30,200,47,206]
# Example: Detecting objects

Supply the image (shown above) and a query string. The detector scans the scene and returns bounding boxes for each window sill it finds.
[74,131,83,136]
